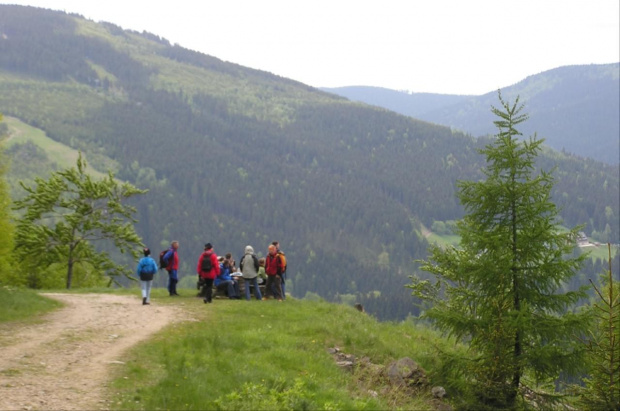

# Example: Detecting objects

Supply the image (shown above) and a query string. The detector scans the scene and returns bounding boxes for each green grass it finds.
[3,116,108,178]
[581,243,618,262]
[0,286,63,324]
[108,294,457,410]
[426,232,460,248]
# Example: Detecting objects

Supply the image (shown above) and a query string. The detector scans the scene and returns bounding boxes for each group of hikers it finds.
[135,241,287,305]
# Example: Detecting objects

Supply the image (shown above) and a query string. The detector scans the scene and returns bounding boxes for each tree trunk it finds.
[66,243,74,289]
[510,180,521,404]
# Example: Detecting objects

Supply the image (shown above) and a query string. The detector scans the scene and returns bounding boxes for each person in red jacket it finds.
[264,244,283,301]
[196,243,220,304]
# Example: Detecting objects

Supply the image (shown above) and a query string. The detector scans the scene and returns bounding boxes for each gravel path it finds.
[0,293,178,410]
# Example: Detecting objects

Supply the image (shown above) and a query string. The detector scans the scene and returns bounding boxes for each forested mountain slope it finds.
[324,64,620,165]
[0,5,618,320]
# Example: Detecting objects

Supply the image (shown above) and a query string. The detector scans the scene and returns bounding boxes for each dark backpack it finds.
[159,249,169,270]
[201,253,213,272]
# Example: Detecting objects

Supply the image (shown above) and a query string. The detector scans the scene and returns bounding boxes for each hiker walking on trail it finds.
[197,243,220,304]
[163,241,180,296]
[264,244,283,301]
[240,245,262,301]
[136,248,158,305]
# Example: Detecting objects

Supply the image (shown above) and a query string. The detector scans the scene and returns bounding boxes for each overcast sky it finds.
[3,0,619,95]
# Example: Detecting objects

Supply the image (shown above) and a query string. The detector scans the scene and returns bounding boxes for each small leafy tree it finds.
[580,244,620,410]
[409,93,590,408]
[13,153,146,288]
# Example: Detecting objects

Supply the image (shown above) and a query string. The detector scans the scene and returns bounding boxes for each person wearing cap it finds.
[264,244,284,301]
[196,243,220,303]
[136,248,158,305]
[239,245,262,301]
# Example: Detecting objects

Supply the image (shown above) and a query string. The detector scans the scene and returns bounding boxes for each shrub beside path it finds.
[0,293,179,410]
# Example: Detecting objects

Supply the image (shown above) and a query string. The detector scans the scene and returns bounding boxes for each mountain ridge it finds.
[0,5,618,320]
[322,63,620,164]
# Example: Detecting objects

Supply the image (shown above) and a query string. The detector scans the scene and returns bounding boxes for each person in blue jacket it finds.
[136,248,158,305]
[162,241,180,296]
[214,258,240,299]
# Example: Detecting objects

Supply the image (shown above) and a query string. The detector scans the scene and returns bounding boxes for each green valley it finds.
[0,5,618,322]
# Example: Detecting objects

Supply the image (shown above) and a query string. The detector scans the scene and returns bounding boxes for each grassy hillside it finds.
[3,116,110,174]
[107,293,461,410]
[0,287,462,409]
[0,5,618,321]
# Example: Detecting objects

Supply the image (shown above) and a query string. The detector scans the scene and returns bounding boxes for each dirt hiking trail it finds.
[0,293,179,410]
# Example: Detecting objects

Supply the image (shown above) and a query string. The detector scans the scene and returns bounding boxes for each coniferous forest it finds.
[0,5,618,321]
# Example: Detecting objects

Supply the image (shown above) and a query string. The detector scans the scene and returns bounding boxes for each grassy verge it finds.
[108,294,459,410]
[0,286,63,324]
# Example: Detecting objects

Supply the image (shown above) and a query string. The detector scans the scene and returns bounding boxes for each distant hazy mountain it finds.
[319,86,471,118]
[323,64,620,165]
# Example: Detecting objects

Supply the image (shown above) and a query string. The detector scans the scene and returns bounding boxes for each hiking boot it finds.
[142,297,147,305]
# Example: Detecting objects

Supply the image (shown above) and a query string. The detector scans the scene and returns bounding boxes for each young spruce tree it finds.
[13,153,146,289]
[410,93,590,408]
[580,244,620,410]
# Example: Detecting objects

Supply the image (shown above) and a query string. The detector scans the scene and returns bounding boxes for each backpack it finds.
[278,251,287,273]
[159,249,169,270]
[201,252,213,272]
[141,258,157,275]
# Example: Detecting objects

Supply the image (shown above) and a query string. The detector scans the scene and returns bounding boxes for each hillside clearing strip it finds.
[0,293,179,411]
